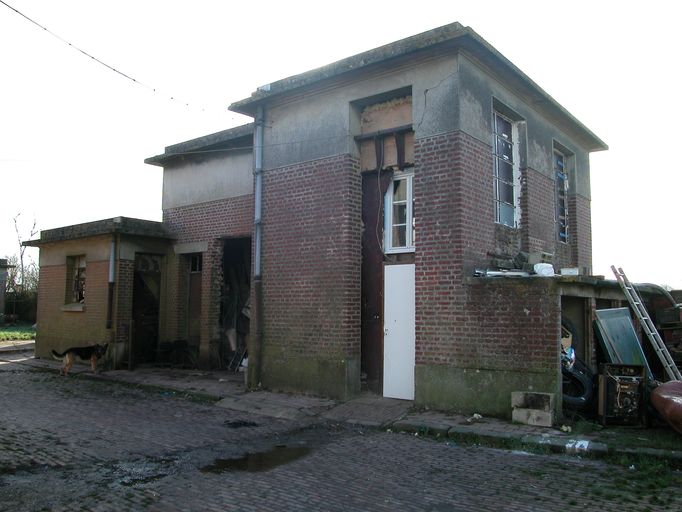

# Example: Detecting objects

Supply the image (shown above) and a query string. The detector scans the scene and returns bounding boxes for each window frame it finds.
[384,171,415,254]
[65,255,86,305]
[492,110,521,228]
[553,146,570,244]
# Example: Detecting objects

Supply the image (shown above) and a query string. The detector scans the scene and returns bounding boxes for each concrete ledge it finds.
[392,419,451,437]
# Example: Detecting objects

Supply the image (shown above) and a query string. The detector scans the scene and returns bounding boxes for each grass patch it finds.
[598,425,682,452]
[0,322,35,341]
[445,431,552,455]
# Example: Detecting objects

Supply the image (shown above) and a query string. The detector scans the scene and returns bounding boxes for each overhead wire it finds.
[0,0,221,113]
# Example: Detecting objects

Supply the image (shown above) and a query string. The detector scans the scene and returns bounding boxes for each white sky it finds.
[1,0,680,288]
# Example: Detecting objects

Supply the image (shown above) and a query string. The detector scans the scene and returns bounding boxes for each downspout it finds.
[250,105,265,388]
[106,234,116,329]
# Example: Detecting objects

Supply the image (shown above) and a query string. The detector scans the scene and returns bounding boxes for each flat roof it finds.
[24,217,171,246]
[229,23,607,152]
[145,123,254,167]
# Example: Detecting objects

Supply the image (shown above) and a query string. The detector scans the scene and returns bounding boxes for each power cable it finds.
[0,0,221,113]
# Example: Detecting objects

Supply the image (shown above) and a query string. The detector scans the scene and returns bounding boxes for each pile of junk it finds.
[476,255,682,435]
[560,267,682,435]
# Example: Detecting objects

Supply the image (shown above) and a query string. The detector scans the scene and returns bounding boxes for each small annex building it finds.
[29,23,616,419]
[25,217,171,364]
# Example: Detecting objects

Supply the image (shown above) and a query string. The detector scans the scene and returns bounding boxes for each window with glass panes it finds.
[554,150,569,243]
[384,173,414,252]
[493,112,517,227]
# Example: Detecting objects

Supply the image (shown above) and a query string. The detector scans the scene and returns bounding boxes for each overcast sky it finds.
[1,0,680,288]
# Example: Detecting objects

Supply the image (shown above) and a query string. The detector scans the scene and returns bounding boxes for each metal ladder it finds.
[611,266,682,381]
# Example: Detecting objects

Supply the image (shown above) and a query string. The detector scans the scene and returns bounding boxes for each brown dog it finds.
[51,344,108,376]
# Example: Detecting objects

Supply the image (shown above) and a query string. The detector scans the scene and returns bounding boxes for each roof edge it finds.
[229,23,607,152]
[229,22,468,115]
[145,123,254,167]
[24,217,171,246]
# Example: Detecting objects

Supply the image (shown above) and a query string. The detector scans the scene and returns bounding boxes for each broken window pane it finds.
[393,203,407,224]
[498,203,515,227]
[393,180,406,201]
[393,225,407,247]
[499,182,514,205]
[554,149,569,242]
[496,137,513,162]
[495,115,512,139]
[496,159,513,182]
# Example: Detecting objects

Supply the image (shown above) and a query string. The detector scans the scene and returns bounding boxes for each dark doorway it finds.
[132,254,162,365]
[219,238,251,369]
[361,171,392,393]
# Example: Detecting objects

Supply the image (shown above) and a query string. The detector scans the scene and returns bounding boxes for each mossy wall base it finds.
[415,364,559,418]
[262,355,360,400]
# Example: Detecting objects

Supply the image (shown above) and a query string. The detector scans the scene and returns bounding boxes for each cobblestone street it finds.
[2,356,681,511]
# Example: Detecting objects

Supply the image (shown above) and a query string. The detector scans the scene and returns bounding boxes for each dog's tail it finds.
[51,349,66,360]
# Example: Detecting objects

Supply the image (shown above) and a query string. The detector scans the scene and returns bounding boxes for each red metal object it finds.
[651,380,682,435]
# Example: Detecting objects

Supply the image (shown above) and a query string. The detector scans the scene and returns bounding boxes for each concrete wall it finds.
[162,149,253,210]
[263,54,459,170]
[457,54,593,271]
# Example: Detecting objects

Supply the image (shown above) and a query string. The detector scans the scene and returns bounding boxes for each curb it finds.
[0,342,35,354]
[391,419,682,463]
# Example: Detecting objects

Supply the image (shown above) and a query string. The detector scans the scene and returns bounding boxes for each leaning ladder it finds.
[611,266,682,381]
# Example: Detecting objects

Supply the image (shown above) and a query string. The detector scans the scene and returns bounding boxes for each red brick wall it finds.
[260,154,361,366]
[521,167,556,255]
[115,259,134,346]
[162,195,254,363]
[414,131,493,364]
[569,194,592,273]
[414,130,560,387]
[163,195,253,243]
[35,260,110,358]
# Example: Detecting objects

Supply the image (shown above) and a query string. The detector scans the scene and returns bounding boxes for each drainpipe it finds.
[106,234,116,329]
[250,105,265,388]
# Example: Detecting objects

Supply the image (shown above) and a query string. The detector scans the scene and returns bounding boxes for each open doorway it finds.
[357,91,415,396]
[218,237,251,369]
[132,253,162,365]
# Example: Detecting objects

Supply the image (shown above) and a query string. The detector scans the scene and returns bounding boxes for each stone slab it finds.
[322,395,412,427]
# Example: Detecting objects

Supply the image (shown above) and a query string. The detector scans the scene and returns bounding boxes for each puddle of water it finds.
[224,420,259,429]
[201,445,311,473]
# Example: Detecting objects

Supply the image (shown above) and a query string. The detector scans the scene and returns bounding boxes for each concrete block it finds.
[511,391,554,412]
[512,407,553,427]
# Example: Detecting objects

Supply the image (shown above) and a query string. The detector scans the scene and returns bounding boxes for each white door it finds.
[383,264,416,400]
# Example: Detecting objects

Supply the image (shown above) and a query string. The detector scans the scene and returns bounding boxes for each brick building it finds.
[26,218,170,363]
[30,23,613,418]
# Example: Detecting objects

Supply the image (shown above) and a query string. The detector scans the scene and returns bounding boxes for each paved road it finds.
[1,354,680,511]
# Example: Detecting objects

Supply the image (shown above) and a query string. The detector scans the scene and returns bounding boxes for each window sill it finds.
[61,303,85,312]
[495,221,519,230]
[385,247,415,255]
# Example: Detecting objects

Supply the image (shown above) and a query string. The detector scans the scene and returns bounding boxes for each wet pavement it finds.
[2,351,682,511]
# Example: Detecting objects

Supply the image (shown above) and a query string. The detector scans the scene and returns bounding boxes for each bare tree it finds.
[7,214,39,292]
